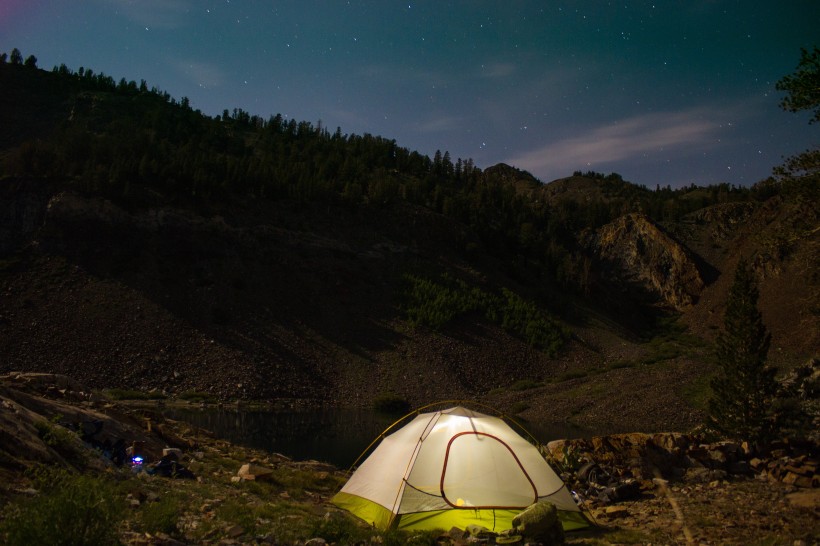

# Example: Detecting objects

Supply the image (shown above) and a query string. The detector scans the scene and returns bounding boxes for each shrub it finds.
[509,379,542,391]
[105,388,166,401]
[401,274,567,354]
[1,467,123,546]
[34,418,87,467]
[310,512,369,544]
[140,495,182,537]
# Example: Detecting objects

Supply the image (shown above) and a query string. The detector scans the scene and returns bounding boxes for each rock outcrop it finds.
[584,213,705,310]
[545,432,819,493]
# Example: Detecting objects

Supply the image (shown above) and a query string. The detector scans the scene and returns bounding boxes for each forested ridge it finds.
[2,51,799,301]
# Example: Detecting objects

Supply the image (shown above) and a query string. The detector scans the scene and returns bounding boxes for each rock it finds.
[226,524,244,538]
[237,463,275,481]
[582,213,705,310]
[728,460,751,475]
[511,501,564,544]
[162,447,183,459]
[603,505,629,519]
[304,539,327,546]
[785,489,820,510]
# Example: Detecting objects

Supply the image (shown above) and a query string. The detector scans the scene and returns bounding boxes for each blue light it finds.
[132,456,144,465]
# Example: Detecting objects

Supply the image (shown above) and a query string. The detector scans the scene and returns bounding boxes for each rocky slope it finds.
[0,374,817,545]
[0,63,817,431]
[1,172,817,435]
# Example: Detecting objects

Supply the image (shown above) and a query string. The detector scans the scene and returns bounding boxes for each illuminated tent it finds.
[332,406,589,532]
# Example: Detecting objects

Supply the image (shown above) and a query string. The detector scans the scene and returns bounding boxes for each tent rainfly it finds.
[332,406,589,532]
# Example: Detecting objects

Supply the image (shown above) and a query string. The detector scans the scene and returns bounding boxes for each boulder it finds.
[237,463,275,482]
[511,501,564,545]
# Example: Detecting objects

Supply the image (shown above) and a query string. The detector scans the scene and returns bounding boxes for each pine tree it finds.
[707,257,777,442]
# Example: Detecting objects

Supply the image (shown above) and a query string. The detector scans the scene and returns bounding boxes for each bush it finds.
[510,379,543,391]
[140,495,182,537]
[105,388,166,401]
[401,274,567,354]
[34,418,87,467]
[1,467,123,546]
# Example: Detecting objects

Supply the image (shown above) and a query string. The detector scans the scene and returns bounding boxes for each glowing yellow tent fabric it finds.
[332,406,589,532]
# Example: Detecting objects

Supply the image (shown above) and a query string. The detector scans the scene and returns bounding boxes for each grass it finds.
[509,378,544,391]
[555,370,588,383]
[34,418,88,467]
[1,467,123,546]
[681,373,714,412]
[178,390,219,404]
[104,388,166,401]
[139,494,184,537]
[607,359,635,370]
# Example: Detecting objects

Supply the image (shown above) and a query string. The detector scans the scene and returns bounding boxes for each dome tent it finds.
[332,405,589,532]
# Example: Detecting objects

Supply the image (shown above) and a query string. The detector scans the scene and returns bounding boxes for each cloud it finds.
[479,61,516,79]
[414,115,462,133]
[170,59,225,88]
[505,108,726,178]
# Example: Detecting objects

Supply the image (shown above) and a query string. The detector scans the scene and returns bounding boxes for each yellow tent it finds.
[332,405,589,532]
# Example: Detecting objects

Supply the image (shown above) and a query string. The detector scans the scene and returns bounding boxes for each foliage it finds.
[552,444,583,473]
[776,45,820,123]
[0,52,783,304]
[139,495,182,537]
[34,417,87,467]
[104,388,166,400]
[509,378,543,391]
[707,258,778,442]
[494,288,567,355]
[401,274,568,355]
[401,274,485,329]
[178,390,219,403]
[1,466,123,546]
[309,512,371,544]
[770,46,820,206]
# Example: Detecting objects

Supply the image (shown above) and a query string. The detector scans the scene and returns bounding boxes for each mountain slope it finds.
[0,60,816,432]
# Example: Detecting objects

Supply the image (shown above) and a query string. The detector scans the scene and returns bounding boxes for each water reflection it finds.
[165,407,589,468]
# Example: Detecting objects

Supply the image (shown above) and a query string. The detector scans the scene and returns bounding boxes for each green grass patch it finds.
[607,359,635,370]
[178,391,219,404]
[34,418,88,467]
[641,341,683,365]
[555,370,588,382]
[104,388,166,401]
[509,378,543,391]
[139,494,184,537]
[1,467,124,546]
[681,373,714,412]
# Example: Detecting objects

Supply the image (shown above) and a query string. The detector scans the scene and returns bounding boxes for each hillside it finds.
[0,59,818,433]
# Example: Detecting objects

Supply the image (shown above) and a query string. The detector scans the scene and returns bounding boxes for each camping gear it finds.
[332,405,589,532]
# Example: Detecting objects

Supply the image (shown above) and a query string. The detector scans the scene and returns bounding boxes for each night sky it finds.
[2,1,817,188]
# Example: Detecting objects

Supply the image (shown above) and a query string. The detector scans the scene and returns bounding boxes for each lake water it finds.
[164,407,591,468]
